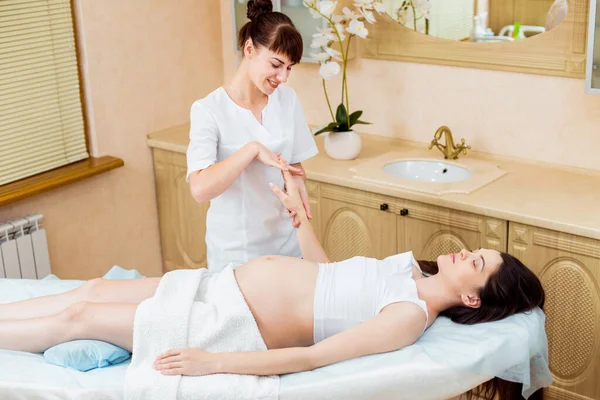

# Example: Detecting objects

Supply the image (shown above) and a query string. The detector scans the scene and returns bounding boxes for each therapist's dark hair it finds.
[418,252,546,400]
[237,0,303,64]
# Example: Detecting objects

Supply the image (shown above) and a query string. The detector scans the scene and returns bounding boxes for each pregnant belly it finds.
[235,256,319,349]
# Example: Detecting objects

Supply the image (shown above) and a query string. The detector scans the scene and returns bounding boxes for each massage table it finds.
[0,275,547,400]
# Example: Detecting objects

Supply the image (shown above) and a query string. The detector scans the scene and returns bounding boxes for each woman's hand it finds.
[154,348,219,376]
[288,174,312,221]
[270,169,307,226]
[252,142,303,174]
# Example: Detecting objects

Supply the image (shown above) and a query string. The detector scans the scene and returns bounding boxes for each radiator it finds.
[0,214,51,279]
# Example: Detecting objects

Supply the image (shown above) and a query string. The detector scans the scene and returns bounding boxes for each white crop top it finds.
[313,251,429,344]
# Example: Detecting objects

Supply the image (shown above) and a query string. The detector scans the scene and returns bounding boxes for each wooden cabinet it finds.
[508,223,600,400]
[152,148,209,272]
[319,183,397,261]
[397,199,507,261]
[305,180,322,242]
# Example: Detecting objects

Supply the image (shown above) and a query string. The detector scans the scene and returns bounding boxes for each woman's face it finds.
[245,41,294,95]
[437,248,502,308]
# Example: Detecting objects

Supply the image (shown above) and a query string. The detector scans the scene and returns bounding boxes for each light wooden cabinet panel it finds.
[397,199,507,261]
[508,223,600,400]
[153,149,209,272]
[305,180,322,242]
[320,183,397,262]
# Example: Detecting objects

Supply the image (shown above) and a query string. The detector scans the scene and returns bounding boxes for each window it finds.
[0,0,89,186]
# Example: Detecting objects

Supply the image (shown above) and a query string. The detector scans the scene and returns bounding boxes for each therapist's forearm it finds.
[189,143,258,203]
[296,215,329,263]
[216,347,314,376]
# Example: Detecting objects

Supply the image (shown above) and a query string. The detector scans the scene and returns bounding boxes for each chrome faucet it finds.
[428,126,471,160]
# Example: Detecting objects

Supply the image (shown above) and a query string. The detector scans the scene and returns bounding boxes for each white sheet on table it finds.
[4,278,540,400]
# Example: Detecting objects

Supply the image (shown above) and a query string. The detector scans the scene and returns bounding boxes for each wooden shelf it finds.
[0,156,124,207]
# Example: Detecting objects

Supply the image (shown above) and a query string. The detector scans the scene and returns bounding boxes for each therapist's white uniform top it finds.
[186,85,318,271]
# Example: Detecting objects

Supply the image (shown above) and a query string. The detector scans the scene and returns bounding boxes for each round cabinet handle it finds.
[400,208,409,216]
[380,203,389,211]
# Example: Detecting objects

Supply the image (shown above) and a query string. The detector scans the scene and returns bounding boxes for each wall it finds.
[220,0,600,172]
[0,0,224,279]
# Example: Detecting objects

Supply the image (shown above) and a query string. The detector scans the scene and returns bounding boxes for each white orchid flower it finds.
[319,61,341,80]
[308,6,321,18]
[311,34,330,48]
[342,6,358,20]
[318,1,337,18]
[311,52,332,62]
[360,8,376,24]
[354,0,374,9]
[325,46,342,60]
[313,27,337,41]
[395,6,410,24]
[332,14,344,23]
[373,1,387,13]
[413,0,432,18]
[346,18,368,38]
[334,23,346,41]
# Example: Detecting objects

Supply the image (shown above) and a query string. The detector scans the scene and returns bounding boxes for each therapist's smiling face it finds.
[249,48,295,95]
[437,248,502,307]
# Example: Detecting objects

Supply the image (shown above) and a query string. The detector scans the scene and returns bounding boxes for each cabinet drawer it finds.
[320,183,398,213]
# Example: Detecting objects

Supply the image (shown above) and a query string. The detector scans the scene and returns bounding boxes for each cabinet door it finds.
[398,199,507,261]
[306,180,322,242]
[509,223,600,400]
[153,149,209,272]
[320,184,397,261]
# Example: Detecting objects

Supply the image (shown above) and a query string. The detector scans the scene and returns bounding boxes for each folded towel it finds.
[124,265,279,400]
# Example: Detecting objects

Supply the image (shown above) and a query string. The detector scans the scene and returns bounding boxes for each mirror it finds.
[586,0,600,93]
[382,0,568,43]
[364,0,588,78]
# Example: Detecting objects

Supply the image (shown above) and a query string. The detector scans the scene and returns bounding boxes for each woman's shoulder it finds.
[191,87,227,113]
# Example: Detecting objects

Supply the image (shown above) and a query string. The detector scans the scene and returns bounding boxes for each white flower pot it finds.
[324,130,362,160]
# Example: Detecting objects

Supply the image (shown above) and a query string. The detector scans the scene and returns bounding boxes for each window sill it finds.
[0,156,124,207]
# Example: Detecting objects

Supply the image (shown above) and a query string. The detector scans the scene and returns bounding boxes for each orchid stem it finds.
[322,79,335,122]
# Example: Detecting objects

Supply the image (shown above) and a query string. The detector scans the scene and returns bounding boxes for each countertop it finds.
[147,124,600,241]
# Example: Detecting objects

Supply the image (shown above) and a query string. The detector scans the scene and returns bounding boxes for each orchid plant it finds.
[393,0,432,35]
[304,0,388,135]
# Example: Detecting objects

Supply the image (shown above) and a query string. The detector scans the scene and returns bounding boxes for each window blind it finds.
[0,0,88,186]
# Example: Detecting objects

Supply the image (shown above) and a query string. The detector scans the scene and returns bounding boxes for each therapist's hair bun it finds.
[247,0,273,21]
[237,0,303,64]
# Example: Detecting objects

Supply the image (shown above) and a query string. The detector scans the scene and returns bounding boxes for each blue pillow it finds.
[44,340,131,372]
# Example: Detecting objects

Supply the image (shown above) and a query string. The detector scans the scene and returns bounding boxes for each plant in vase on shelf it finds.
[304,0,387,160]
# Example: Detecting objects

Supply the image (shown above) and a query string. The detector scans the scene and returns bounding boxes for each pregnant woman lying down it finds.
[0,168,545,396]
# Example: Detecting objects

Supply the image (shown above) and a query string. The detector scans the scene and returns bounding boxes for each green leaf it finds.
[335,103,347,125]
[348,110,363,127]
[333,123,349,132]
[353,120,371,125]
[313,122,339,136]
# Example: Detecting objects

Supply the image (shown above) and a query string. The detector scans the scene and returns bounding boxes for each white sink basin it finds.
[382,160,472,183]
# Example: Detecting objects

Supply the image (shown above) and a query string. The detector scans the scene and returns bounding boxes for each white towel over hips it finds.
[124,265,279,400]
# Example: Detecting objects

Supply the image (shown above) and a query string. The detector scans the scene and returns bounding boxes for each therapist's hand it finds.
[252,142,303,174]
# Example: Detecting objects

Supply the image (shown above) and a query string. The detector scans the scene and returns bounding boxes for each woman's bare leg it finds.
[0,301,137,353]
[0,278,160,321]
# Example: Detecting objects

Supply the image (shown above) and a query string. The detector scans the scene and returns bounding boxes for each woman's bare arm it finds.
[189,142,302,204]
[154,302,426,376]
[270,169,328,263]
